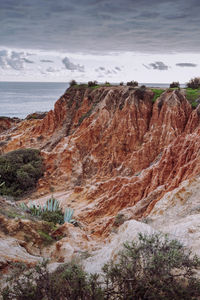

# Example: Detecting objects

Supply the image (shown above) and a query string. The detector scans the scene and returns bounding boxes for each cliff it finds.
[0,86,200,238]
[1,85,200,279]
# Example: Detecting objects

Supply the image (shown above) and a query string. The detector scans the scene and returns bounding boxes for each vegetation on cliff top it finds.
[0,149,43,199]
[3,233,200,300]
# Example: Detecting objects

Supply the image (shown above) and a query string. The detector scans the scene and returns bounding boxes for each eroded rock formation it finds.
[0,86,200,239]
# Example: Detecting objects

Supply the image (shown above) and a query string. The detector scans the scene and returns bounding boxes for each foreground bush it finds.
[0,149,43,198]
[2,261,103,300]
[3,233,200,299]
[103,233,200,299]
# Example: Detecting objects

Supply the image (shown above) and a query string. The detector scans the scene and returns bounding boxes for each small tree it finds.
[69,79,77,87]
[187,77,200,89]
[170,81,180,88]
[88,80,98,87]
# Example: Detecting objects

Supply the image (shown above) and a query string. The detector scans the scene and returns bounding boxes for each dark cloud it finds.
[115,66,121,71]
[176,63,197,67]
[40,59,54,63]
[62,57,84,72]
[0,0,200,53]
[23,58,34,63]
[144,61,169,70]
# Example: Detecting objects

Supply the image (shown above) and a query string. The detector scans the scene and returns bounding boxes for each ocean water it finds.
[0,82,185,119]
[0,82,68,119]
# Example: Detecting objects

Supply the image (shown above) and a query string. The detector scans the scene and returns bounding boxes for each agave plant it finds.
[45,196,60,212]
[19,197,77,225]
[64,207,76,224]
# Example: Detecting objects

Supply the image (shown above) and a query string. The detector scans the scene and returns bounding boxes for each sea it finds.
[0,82,69,119]
[0,82,185,119]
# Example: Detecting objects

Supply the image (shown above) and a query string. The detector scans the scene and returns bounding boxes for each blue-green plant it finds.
[64,207,75,224]
[19,198,76,225]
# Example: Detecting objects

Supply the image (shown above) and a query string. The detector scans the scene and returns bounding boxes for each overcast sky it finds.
[0,0,200,83]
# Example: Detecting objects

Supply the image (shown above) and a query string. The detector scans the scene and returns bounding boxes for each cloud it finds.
[62,57,84,72]
[95,66,121,75]
[46,67,58,73]
[23,58,34,64]
[176,63,197,67]
[0,0,200,53]
[144,61,169,71]
[0,50,25,70]
[115,66,121,71]
[40,59,54,63]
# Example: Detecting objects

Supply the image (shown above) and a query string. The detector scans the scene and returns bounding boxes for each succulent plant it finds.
[64,207,75,223]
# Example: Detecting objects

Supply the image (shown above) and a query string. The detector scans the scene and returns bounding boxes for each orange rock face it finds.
[0,86,200,237]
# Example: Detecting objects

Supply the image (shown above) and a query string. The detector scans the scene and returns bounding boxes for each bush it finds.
[0,149,43,198]
[170,81,180,88]
[3,234,200,300]
[2,261,104,300]
[88,80,98,87]
[119,82,124,86]
[69,79,77,87]
[134,86,146,100]
[103,233,200,299]
[151,89,165,103]
[187,77,200,89]
[127,80,138,87]
[40,210,64,225]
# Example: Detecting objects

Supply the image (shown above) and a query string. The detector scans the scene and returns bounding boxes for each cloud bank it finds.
[0,0,200,53]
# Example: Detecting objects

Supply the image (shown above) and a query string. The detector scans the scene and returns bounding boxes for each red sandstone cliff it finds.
[0,86,200,237]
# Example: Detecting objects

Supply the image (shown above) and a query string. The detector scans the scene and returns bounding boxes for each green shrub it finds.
[0,149,43,198]
[103,233,200,299]
[187,77,200,89]
[40,210,64,225]
[3,233,200,299]
[2,261,104,300]
[151,89,165,103]
[185,88,200,104]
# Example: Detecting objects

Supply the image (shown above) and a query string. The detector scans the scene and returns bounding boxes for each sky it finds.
[0,0,200,83]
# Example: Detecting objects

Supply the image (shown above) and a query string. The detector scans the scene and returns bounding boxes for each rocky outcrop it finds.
[0,116,20,135]
[0,86,200,238]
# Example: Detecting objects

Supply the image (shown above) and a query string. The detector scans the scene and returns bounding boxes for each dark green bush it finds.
[88,80,98,87]
[69,79,77,87]
[187,77,200,89]
[40,210,64,225]
[170,81,180,88]
[0,149,43,198]
[127,80,138,87]
[2,261,104,300]
[103,233,200,299]
[3,234,200,299]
